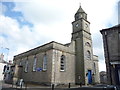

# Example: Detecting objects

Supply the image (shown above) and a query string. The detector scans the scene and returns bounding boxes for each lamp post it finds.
[5,48,9,62]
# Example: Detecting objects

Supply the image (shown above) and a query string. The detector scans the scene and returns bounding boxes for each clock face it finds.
[75,23,79,27]
[75,33,79,38]
[85,23,88,29]
[80,14,82,18]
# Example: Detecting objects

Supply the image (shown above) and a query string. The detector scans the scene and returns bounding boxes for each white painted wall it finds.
[0,63,6,80]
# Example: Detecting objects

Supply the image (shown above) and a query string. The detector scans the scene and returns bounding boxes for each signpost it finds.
[36,68,42,72]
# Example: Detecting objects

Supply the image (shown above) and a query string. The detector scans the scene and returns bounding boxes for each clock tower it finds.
[72,6,90,40]
[72,6,94,85]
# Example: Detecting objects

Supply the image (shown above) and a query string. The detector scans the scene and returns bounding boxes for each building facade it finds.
[13,6,100,85]
[100,24,120,85]
[100,71,107,84]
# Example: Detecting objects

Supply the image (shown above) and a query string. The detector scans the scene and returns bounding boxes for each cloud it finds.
[0,14,71,60]
[118,1,120,24]
[0,0,119,72]
[13,1,69,25]
[0,2,7,15]
[0,15,38,59]
[99,60,106,71]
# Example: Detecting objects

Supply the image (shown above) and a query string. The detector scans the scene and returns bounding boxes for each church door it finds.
[88,70,92,84]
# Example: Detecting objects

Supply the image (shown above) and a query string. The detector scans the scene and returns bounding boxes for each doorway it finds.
[88,70,92,84]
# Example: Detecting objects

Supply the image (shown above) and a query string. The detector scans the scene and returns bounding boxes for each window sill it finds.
[32,70,36,72]
[60,70,65,72]
[42,69,47,72]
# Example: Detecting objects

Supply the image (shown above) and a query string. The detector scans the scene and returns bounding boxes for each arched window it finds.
[19,61,22,66]
[25,60,28,72]
[85,42,91,47]
[19,58,23,66]
[43,54,47,71]
[86,50,91,60]
[94,63,96,74]
[60,55,66,71]
[33,56,37,71]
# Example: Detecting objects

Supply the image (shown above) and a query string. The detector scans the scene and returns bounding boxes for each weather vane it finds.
[79,2,81,7]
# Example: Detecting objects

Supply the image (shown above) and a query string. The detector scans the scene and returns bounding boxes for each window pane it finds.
[87,50,91,60]
[25,60,28,72]
[33,57,37,71]
[60,55,66,71]
[43,54,47,70]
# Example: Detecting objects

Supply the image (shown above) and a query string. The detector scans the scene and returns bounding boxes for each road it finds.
[0,80,118,90]
[0,81,2,90]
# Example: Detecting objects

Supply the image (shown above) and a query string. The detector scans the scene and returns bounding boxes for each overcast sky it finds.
[0,0,119,72]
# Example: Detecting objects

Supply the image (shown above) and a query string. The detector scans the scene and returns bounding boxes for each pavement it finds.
[1,81,75,90]
[1,81,118,90]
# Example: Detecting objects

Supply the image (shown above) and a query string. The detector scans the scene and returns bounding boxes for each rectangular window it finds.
[43,54,47,71]
[25,60,28,72]
[19,59,22,66]
[19,61,22,66]
[60,55,66,71]
[33,56,37,71]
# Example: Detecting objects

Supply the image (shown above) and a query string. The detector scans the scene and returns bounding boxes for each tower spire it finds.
[74,4,87,20]
[79,2,81,7]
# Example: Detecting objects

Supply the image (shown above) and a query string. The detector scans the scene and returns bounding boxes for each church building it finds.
[13,6,100,85]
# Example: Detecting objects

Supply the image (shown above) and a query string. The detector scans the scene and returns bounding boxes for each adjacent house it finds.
[100,24,120,85]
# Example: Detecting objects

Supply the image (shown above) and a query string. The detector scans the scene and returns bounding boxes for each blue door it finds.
[88,70,92,84]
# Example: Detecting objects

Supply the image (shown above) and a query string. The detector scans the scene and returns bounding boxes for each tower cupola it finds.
[75,6,87,21]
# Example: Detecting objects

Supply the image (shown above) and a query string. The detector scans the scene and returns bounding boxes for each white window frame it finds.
[19,61,22,66]
[60,55,66,71]
[25,60,28,72]
[43,54,47,71]
[33,56,37,71]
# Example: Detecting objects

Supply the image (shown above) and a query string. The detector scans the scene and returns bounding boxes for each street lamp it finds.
[5,48,9,62]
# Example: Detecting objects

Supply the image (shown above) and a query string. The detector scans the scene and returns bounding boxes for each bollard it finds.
[25,83,27,90]
[16,84,17,89]
[51,84,54,90]
[68,83,71,88]
[12,81,13,88]
[80,82,82,87]
[15,81,17,89]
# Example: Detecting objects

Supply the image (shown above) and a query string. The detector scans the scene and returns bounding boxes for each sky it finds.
[118,0,120,24]
[0,0,119,72]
